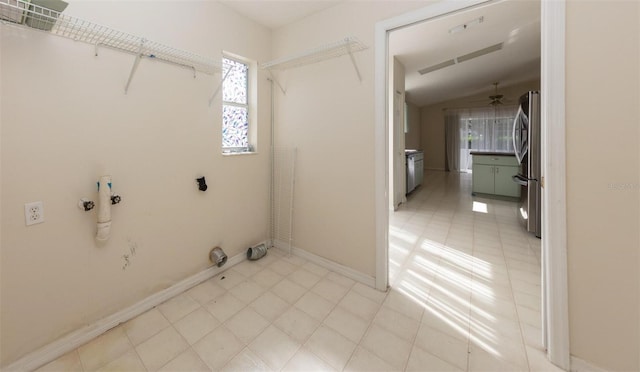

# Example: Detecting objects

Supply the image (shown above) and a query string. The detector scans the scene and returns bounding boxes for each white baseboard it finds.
[272,240,376,288]
[570,356,607,372]
[5,250,248,372]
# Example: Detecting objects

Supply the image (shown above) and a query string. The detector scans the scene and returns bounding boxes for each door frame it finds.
[373,0,570,369]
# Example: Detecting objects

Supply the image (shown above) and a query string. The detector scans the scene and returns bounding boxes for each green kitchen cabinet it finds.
[472,154,521,197]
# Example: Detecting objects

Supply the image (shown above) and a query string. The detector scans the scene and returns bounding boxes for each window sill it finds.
[222,151,258,157]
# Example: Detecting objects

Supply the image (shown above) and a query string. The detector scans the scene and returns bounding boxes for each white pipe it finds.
[288,147,297,256]
[96,175,112,242]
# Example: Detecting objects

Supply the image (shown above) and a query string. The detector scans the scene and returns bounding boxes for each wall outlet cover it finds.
[25,201,44,226]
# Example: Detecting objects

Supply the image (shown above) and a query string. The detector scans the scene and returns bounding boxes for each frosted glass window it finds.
[222,105,248,148]
[222,56,249,151]
[222,58,248,104]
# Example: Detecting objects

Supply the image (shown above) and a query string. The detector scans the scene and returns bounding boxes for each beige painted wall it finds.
[405,101,421,150]
[565,1,640,370]
[0,2,271,366]
[420,79,540,170]
[271,1,429,277]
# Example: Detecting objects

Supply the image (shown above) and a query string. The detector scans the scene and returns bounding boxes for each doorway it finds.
[374,0,569,369]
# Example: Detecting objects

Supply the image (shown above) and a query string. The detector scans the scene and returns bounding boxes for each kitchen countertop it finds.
[470,151,516,156]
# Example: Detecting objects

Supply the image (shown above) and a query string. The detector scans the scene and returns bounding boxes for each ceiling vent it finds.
[418,42,504,75]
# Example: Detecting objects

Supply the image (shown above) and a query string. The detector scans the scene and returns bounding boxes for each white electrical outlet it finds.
[25,201,44,226]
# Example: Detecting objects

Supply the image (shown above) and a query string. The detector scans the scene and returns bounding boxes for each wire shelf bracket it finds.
[260,36,368,83]
[0,0,222,93]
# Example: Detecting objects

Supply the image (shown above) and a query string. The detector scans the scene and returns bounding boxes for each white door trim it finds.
[374,0,570,368]
[541,0,571,369]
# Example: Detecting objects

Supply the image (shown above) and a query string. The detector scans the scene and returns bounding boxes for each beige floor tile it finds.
[360,324,413,370]
[274,306,320,343]
[305,325,357,371]
[248,325,301,370]
[173,307,221,345]
[311,279,350,303]
[294,291,335,321]
[135,326,189,371]
[414,323,469,370]
[221,347,271,372]
[323,306,370,343]
[350,282,388,304]
[204,292,246,322]
[406,345,463,371]
[382,289,425,321]
[269,259,297,276]
[344,346,395,372]
[282,253,307,267]
[232,260,264,277]
[123,308,170,346]
[271,278,307,304]
[216,269,247,290]
[287,268,322,289]
[372,306,420,342]
[250,291,290,322]
[157,293,201,323]
[337,291,381,321]
[77,327,133,371]
[35,350,83,372]
[158,349,210,371]
[96,350,145,372]
[468,343,528,372]
[225,307,270,344]
[250,268,284,289]
[282,347,337,372]
[228,280,265,304]
[193,325,245,370]
[186,279,227,305]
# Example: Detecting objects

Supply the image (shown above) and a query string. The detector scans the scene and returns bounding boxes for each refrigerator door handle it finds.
[512,174,528,186]
[512,110,519,162]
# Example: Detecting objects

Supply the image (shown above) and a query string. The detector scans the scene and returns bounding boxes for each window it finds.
[222,56,251,153]
[445,106,517,172]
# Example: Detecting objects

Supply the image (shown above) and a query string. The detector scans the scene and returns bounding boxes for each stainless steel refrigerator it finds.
[512,91,541,238]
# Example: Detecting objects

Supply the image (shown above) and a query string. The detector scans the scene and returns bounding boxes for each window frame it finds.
[221,53,256,154]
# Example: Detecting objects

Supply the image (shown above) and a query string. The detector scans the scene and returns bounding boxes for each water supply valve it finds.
[78,199,95,211]
[111,194,122,205]
[196,176,207,191]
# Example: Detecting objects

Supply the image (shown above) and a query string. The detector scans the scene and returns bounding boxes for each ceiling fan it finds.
[488,82,505,106]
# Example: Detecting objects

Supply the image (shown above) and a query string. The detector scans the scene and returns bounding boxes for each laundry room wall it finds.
[565,1,640,370]
[0,1,271,366]
[270,1,429,278]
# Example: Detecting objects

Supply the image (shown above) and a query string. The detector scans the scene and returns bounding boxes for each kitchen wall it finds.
[420,79,540,170]
[271,1,429,277]
[405,101,421,150]
[0,1,271,366]
[565,1,639,370]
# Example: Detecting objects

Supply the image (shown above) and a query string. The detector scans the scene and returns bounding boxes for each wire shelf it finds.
[0,0,220,75]
[261,37,367,71]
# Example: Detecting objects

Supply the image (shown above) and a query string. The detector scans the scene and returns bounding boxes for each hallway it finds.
[389,170,560,370]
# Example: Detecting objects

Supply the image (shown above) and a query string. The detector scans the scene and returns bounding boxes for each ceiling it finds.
[220,0,540,107]
[390,0,541,106]
[220,0,345,30]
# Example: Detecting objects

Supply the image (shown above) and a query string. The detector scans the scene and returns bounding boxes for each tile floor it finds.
[36,171,564,371]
